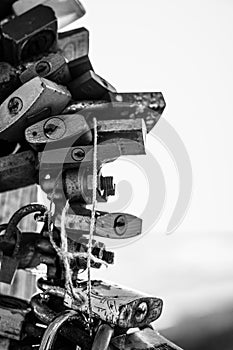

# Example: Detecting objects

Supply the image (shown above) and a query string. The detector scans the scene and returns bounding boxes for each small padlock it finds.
[58,27,89,62]
[0,4,57,65]
[19,52,71,85]
[67,70,117,100]
[68,55,94,79]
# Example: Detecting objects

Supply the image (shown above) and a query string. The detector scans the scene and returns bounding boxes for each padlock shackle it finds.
[5,203,47,241]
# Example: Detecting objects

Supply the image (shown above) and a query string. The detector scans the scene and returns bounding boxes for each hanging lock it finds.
[55,211,142,239]
[25,113,92,151]
[0,76,71,142]
[0,204,47,284]
[67,70,116,100]
[0,227,21,284]
[19,52,71,85]
[63,280,163,329]
[64,92,166,133]
[25,116,145,150]
[39,139,145,169]
[58,27,89,62]
[13,0,86,30]
[0,5,57,65]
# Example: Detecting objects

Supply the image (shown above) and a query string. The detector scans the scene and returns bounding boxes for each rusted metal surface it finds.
[64,92,165,133]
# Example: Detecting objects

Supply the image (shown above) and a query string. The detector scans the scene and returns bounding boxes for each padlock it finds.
[63,280,163,329]
[0,227,20,284]
[25,116,145,151]
[0,62,21,105]
[19,52,71,85]
[0,5,57,65]
[64,92,166,133]
[58,27,89,62]
[25,113,92,150]
[68,55,94,79]
[0,76,71,141]
[13,0,86,30]
[39,138,145,169]
[55,210,142,239]
[67,70,117,100]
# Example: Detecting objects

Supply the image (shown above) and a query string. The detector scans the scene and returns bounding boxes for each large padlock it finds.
[0,4,57,65]
[0,76,71,142]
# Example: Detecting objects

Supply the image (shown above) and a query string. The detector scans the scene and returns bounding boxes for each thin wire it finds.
[87,117,98,332]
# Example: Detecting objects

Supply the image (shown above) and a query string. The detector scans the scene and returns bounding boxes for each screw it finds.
[8,97,23,115]
[44,117,66,140]
[35,60,51,76]
[71,148,85,161]
[114,215,127,236]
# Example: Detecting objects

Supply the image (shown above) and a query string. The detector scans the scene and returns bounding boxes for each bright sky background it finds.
[55,0,233,329]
